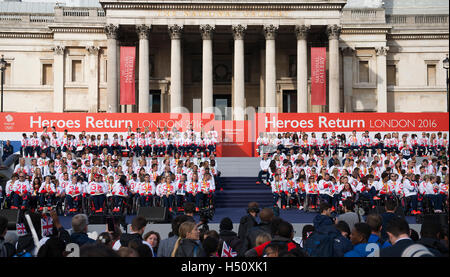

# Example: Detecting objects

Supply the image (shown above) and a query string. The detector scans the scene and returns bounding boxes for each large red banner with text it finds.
[310,47,327,106]
[257,113,449,133]
[0,113,215,133]
[120,46,136,105]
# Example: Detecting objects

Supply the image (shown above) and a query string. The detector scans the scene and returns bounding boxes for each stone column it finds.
[264,25,278,113]
[200,24,214,114]
[376,46,389,112]
[169,24,183,112]
[295,25,310,113]
[137,24,151,113]
[327,25,341,113]
[232,24,246,120]
[86,45,100,112]
[52,45,65,112]
[259,42,265,111]
[342,47,354,112]
[105,24,119,113]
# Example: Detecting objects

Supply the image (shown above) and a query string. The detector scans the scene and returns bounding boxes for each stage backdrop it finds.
[1,113,448,157]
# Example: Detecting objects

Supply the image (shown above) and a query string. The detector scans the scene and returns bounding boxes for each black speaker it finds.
[0,209,20,230]
[416,214,449,227]
[88,215,126,225]
[137,207,169,223]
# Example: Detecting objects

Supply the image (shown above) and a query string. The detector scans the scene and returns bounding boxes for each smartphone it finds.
[106,216,115,232]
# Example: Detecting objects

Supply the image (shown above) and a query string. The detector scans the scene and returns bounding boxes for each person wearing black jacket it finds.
[380,217,433,257]
[238,202,259,241]
[172,221,206,257]
[417,221,449,257]
[218,217,243,256]
[117,216,153,257]
[2,140,14,161]
[242,208,274,252]
[70,214,95,247]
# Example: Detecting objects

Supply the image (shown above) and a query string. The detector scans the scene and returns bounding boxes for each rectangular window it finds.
[427,64,436,86]
[387,64,396,86]
[42,64,53,85]
[359,61,369,83]
[71,60,82,82]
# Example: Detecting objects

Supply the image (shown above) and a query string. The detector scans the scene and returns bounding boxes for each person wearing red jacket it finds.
[38,175,56,210]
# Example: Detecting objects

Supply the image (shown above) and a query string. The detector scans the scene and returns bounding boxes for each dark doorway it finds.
[149,90,161,113]
[283,90,297,113]
[213,94,232,120]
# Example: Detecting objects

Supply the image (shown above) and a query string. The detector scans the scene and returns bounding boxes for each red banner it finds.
[257,113,449,133]
[0,113,215,133]
[310,47,327,106]
[120,46,136,105]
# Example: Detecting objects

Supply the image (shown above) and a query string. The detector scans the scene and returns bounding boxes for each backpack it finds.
[304,231,338,257]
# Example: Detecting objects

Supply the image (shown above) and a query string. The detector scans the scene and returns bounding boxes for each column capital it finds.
[232,24,247,40]
[341,46,355,56]
[327,24,342,40]
[294,25,311,40]
[376,46,389,56]
[136,24,151,40]
[200,24,215,40]
[168,24,183,40]
[104,24,119,39]
[52,45,65,55]
[86,45,100,55]
[263,24,278,40]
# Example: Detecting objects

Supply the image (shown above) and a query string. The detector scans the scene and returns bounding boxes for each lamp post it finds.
[443,55,449,113]
[0,55,7,113]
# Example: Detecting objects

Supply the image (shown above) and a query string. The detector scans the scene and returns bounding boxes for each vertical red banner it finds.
[120,46,136,105]
[310,47,327,106]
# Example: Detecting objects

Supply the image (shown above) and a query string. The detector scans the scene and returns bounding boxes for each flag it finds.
[221,241,237,257]
[120,46,136,105]
[310,47,327,105]
[16,223,27,236]
[41,215,53,237]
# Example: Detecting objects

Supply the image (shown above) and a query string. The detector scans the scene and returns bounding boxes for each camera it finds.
[199,207,214,223]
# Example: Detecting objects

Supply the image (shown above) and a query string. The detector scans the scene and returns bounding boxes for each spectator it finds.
[144,231,161,257]
[0,216,14,257]
[380,217,433,257]
[70,214,95,247]
[380,199,400,241]
[114,216,153,256]
[183,202,195,218]
[305,202,352,257]
[3,232,18,257]
[203,230,219,242]
[243,207,273,251]
[299,224,314,248]
[117,247,139,257]
[171,221,205,257]
[37,237,67,257]
[366,213,391,249]
[238,202,259,241]
[336,220,351,240]
[218,217,243,257]
[255,233,272,247]
[96,232,114,249]
[158,214,195,257]
[203,236,219,257]
[337,199,362,231]
[344,223,372,257]
[417,221,449,257]
[245,220,304,257]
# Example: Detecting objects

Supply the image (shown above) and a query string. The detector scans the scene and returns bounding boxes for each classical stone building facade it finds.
[0,0,448,117]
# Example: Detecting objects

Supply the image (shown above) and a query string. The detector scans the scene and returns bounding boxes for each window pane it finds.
[43,64,53,85]
[359,61,369,83]
[72,60,82,82]
[387,65,396,86]
[427,64,436,86]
